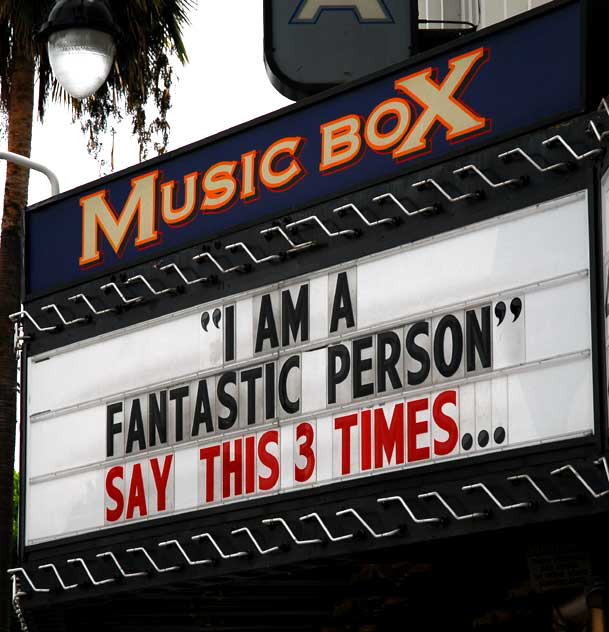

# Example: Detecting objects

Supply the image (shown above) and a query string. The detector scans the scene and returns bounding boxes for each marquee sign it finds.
[25,0,592,299]
[24,190,594,545]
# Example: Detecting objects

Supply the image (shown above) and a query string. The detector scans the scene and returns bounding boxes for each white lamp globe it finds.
[47,28,116,99]
[38,0,119,100]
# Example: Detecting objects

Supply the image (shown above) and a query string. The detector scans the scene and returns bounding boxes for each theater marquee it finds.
[25,190,594,545]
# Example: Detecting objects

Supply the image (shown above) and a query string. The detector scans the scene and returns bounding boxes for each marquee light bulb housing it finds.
[37,0,119,99]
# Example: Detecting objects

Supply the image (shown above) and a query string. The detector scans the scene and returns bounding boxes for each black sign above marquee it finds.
[23,0,607,301]
[263,0,419,100]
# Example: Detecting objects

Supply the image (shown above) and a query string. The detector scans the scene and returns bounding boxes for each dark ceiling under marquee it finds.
[23,515,609,632]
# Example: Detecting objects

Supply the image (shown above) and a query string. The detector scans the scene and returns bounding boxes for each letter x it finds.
[290,0,393,23]
[393,47,491,159]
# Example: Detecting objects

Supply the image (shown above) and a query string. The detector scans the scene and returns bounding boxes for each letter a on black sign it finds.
[264,0,418,99]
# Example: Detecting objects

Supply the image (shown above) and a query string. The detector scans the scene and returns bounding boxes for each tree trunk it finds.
[0,49,35,632]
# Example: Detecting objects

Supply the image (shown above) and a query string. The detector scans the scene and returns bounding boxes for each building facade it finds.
[9,2,609,631]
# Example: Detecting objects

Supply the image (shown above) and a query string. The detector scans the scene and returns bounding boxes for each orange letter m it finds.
[80,171,159,267]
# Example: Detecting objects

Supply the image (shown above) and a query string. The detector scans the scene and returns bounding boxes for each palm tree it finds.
[0,2,193,628]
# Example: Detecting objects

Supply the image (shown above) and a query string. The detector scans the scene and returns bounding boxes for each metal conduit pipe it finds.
[0,151,60,197]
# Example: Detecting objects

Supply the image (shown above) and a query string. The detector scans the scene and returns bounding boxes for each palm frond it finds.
[0,0,195,155]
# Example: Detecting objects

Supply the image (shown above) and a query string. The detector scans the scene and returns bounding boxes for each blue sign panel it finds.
[26,1,584,298]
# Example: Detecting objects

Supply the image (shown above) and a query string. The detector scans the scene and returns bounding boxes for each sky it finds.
[0,1,292,208]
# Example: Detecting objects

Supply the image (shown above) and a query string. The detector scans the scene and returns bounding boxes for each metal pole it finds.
[0,151,60,197]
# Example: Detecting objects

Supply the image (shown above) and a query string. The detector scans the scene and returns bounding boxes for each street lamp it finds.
[37,0,119,100]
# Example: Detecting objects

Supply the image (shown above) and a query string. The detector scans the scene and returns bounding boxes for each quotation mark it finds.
[494,297,522,326]
[201,308,222,332]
